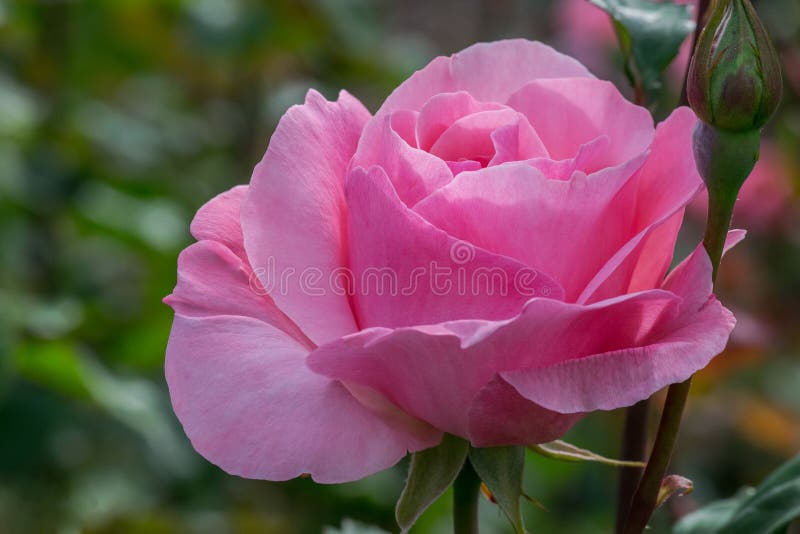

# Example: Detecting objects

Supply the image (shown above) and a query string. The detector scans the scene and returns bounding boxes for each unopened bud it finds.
[687,0,782,132]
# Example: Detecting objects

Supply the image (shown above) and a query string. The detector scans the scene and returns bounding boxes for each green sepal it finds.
[395,434,469,533]
[469,445,526,533]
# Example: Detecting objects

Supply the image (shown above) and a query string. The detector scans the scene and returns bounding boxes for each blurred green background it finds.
[1,1,799,532]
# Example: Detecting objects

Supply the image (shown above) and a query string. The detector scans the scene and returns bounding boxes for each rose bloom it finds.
[164,40,739,483]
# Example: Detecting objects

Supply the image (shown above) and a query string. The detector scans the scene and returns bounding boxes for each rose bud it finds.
[687,0,782,132]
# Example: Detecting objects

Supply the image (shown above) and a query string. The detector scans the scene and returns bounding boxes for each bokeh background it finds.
[1,1,799,532]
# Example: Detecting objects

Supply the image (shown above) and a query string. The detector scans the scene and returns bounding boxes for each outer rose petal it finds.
[242,89,368,345]
[164,240,310,346]
[577,107,703,303]
[377,39,594,116]
[190,185,248,261]
[502,244,735,413]
[345,165,565,328]
[467,376,583,447]
[308,290,688,442]
[166,315,440,483]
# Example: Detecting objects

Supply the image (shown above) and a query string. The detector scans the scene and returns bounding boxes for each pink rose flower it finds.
[164,40,738,483]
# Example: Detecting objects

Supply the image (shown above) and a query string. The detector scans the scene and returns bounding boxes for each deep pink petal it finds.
[166,315,441,483]
[241,90,368,345]
[345,165,565,328]
[467,376,583,447]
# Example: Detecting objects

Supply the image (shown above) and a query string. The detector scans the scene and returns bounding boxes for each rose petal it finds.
[467,376,583,447]
[413,156,648,301]
[166,315,441,483]
[308,289,700,442]
[502,245,735,413]
[242,89,368,345]
[577,107,703,303]
[507,77,654,166]
[164,240,311,347]
[352,112,454,207]
[190,185,248,261]
[345,165,565,328]
[377,39,594,116]
[416,92,504,151]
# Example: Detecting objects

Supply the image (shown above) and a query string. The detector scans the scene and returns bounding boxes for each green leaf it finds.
[589,0,694,96]
[674,454,800,534]
[673,488,755,534]
[469,446,526,534]
[530,440,646,468]
[395,434,469,533]
[721,455,800,534]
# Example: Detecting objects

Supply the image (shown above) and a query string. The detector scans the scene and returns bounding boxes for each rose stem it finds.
[453,461,481,534]
[615,400,649,533]
[621,2,715,532]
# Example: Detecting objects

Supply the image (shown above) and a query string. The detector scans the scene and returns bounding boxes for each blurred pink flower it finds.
[164,40,736,483]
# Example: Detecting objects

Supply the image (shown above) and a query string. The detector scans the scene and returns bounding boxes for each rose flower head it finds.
[164,40,738,483]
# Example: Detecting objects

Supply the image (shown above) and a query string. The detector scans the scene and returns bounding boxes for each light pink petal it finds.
[577,107,703,303]
[467,376,583,447]
[166,315,441,483]
[190,185,248,261]
[413,157,648,301]
[352,113,453,207]
[416,92,504,151]
[241,89,368,345]
[502,248,735,413]
[507,78,654,166]
[345,166,565,328]
[164,240,310,346]
[377,39,594,116]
